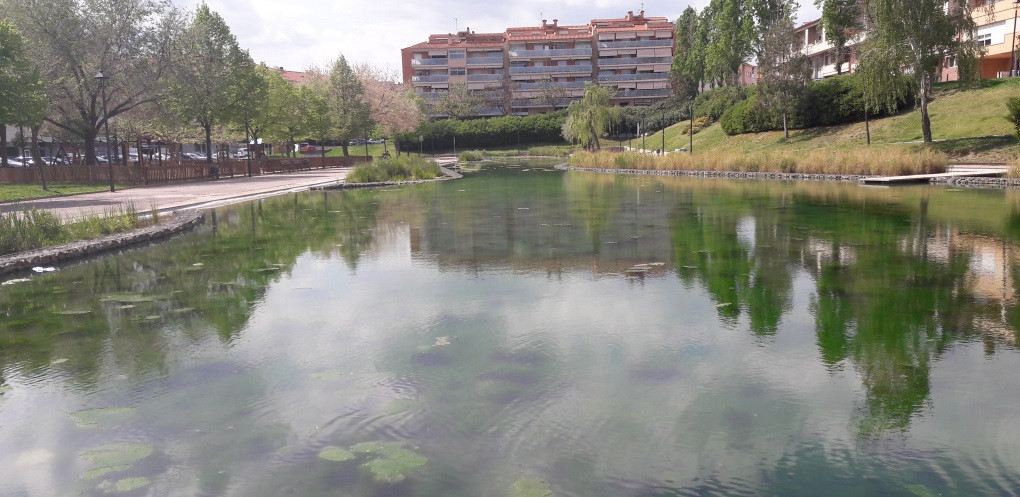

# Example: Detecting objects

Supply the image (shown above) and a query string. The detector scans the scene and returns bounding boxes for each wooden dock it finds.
[860,170,1005,185]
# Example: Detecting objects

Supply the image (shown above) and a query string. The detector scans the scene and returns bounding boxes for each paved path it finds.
[0,168,351,220]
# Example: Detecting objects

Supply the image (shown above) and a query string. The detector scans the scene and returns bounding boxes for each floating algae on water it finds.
[318,446,355,462]
[55,309,91,315]
[97,477,151,493]
[349,442,427,484]
[512,477,552,497]
[80,465,130,481]
[905,484,939,497]
[70,407,136,428]
[81,442,152,466]
[100,293,155,304]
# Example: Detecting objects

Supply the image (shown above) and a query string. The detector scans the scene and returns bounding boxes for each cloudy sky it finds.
[183,0,821,73]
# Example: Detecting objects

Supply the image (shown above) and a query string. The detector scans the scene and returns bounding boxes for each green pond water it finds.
[2,160,1020,496]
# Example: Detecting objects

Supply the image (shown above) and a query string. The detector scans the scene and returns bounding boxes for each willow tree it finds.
[3,0,181,165]
[563,84,618,151]
[857,0,980,143]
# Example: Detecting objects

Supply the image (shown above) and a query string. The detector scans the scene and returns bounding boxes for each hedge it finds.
[397,112,567,151]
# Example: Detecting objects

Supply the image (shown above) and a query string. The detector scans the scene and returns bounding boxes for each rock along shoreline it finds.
[0,212,205,278]
[313,166,463,191]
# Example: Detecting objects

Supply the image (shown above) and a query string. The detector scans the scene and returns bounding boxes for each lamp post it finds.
[1010,0,1019,77]
[94,71,115,192]
[661,108,666,154]
[419,135,423,156]
[688,95,695,155]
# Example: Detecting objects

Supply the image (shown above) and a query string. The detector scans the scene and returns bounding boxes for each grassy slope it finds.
[644,78,1020,162]
[0,183,126,203]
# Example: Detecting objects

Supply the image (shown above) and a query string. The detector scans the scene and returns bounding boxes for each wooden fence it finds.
[0,156,372,185]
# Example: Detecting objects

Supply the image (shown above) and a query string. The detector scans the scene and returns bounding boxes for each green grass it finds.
[0,183,126,203]
[0,205,148,256]
[643,78,1020,163]
[346,156,443,184]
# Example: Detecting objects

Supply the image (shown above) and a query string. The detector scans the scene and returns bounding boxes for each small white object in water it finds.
[32,267,57,273]
[1,278,31,286]
[51,358,69,365]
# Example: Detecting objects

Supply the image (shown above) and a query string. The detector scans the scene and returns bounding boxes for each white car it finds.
[5,158,26,167]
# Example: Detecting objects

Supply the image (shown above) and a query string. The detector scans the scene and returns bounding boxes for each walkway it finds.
[0,168,352,220]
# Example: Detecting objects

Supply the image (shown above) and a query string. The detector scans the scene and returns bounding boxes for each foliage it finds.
[326,55,373,155]
[693,86,749,122]
[346,155,442,183]
[616,96,691,137]
[438,83,484,119]
[816,0,862,75]
[754,1,809,139]
[357,64,423,143]
[703,0,755,86]
[0,206,146,256]
[458,151,483,162]
[669,7,707,99]
[569,148,947,176]
[535,77,569,111]
[228,57,272,151]
[1007,98,1020,142]
[563,84,619,150]
[398,112,566,151]
[857,0,981,143]
[0,21,47,169]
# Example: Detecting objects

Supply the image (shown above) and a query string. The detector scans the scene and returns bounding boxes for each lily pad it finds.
[81,442,152,466]
[905,484,938,497]
[351,442,427,484]
[71,407,136,428]
[0,385,11,395]
[512,478,552,497]
[81,465,130,481]
[100,293,155,304]
[318,446,355,462]
[98,477,151,493]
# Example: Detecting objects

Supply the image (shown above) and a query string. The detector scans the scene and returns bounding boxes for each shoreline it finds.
[312,166,463,190]
[0,212,205,279]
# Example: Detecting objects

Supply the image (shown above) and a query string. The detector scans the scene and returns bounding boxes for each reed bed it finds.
[458,151,484,162]
[569,148,948,177]
[0,205,146,256]
[347,156,442,183]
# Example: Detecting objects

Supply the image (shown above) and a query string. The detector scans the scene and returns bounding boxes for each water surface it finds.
[2,160,1019,496]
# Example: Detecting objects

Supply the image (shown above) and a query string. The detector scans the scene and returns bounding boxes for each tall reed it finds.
[0,205,146,256]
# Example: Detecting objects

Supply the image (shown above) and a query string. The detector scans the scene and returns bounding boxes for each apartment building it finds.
[401,11,675,117]
[793,0,1020,82]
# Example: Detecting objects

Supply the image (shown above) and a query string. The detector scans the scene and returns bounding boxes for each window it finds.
[449,50,466,59]
[449,68,466,76]
[977,33,992,46]
[511,61,528,68]
[947,56,957,68]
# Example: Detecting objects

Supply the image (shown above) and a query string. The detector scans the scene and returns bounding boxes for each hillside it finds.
[643,78,1020,163]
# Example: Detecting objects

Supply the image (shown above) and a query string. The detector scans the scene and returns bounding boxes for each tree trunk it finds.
[341,143,350,157]
[919,73,933,143]
[1,126,7,167]
[204,123,214,163]
[783,113,789,141]
[31,125,47,190]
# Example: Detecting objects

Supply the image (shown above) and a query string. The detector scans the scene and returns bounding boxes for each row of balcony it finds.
[417,87,671,101]
[615,88,672,98]
[598,57,673,67]
[598,72,668,82]
[508,47,592,58]
[518,81,588,90]
[509,64,592,75]
[597,39,673,49]
[467,56,504,65]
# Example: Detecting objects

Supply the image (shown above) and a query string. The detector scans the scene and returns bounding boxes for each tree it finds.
[755,0,809,140]
[563,84,618,151]
[229,58,271,166]
[856,0,980,143]
[670,7,707,98]
[703,0,756,87]
[4,0,181,165]
[494,70,520,116]
[169,3,245,163]
[536,77,569,111]
[264,69,304,157]
[325,54,372,156]
[357,64,424,155]
[301,67,334,159]
[815,0,862,75]
[1007,97,1020,142]
[438,82,483,120]
[0,21,46,170]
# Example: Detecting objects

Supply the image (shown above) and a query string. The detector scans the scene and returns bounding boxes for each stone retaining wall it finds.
[0,212,205,278]
[557,164,866,182]
[936,176,1020,188]
[314,167,463,191]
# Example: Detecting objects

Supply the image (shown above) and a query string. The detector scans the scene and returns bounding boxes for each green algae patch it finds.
[71,407,136,428]
[0,385,11,395]
[98,477,151,493]
[383,398,416,415]
[349,441,427,484]
[81,442,152,466]
[99,293,155,304]
[55,309,91,315]
[512,477,552,497]
[81,465,130,481]
[318,446,355,462]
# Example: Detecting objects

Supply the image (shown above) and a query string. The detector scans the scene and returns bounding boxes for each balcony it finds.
[597,57,673,67]
[598,39,673,49]
[518,81,587,90]
[615,89,672,98]
[509,47,592,58]
[509,64,592,75]
[412,75,449,83]
[411,58,448,67]
[467,56,504,66]
[599,72,668,82]
[467,73,503,82]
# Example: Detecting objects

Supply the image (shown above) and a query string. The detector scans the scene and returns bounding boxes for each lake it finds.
[1,159,1018,496]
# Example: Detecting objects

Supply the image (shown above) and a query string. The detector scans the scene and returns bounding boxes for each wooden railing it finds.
[0,156,372,185]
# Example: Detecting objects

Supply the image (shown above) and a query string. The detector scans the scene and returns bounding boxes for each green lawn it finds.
[644,78,1020,162]
[0,183,126,203]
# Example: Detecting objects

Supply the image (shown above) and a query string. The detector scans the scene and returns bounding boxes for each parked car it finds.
[299,143,318,153]
[368,138,384,144]
[4,157,26,167]
[348,139,367,146]
[234,149,249,159]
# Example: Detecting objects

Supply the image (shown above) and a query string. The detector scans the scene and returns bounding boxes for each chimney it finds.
[552,19,558,27]
[626,11,633,20]
[639,10,644,18]
[542,19,547,28]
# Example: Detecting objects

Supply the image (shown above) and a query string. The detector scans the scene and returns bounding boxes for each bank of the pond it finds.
[317,166,463,190]
[0,212,204,278]
[557,164,868,182]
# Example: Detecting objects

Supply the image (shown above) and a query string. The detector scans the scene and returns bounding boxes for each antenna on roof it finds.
[454,17,458,32]
[539,12,543,22]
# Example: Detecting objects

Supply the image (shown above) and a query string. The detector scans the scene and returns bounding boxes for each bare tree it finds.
[536,76,568,111]
[494,70,520,116]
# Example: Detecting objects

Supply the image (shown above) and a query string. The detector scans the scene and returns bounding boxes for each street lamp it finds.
[419,135,424,156]
[1010,0,1020,77]
[661,108,666,154]
[94,71,115,192]
[688,95,695,155]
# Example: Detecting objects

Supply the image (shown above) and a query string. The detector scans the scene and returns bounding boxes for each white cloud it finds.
[180,0,821,72]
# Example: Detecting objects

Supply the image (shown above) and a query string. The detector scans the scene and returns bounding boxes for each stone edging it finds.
[313,167,463,190]
[0,212,205,278]
[936,176,1020,189]
[556,164,867,182]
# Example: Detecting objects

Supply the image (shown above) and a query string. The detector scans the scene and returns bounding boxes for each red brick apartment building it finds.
[401,11,675,117]
[794,0,1020,82]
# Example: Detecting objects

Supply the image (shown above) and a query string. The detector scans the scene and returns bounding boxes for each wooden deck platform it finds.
[860,170,1005,185]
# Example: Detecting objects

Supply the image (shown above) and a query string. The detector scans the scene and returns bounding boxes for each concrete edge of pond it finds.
[313,167,463,191]
[0,212,205,279]
[556,164,868,182]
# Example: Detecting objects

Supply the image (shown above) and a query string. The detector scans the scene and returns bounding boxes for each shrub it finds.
[398,112,567,152]
[346,156,442,183]
[0,206,145,256]
[458,151,483,162]
[1007,97,1020,141]
[694,86,749,122]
